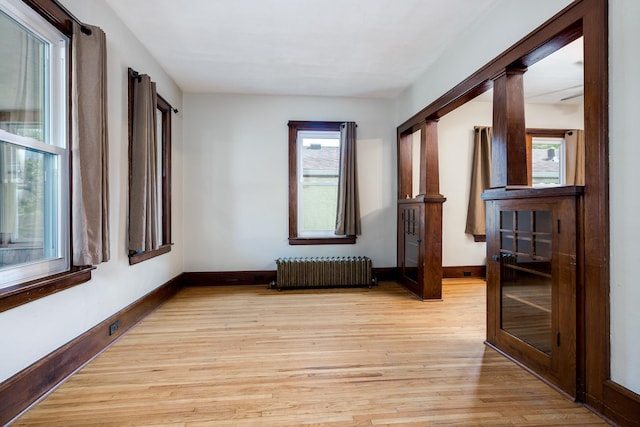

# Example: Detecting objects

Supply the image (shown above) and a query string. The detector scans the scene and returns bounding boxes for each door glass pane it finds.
[404,207,419,282]
[500,210,552,355]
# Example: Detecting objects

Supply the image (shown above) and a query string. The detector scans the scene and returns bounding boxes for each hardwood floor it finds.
[13,279,607,426]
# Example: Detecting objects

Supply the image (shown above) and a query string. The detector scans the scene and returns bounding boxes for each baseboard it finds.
[0,274,182,426]
[181,268,399,287]
[442,265,486,279]
[373,267,398,281]
[181,270,277,286]
[602,380,640,427]
[179,267,484,287]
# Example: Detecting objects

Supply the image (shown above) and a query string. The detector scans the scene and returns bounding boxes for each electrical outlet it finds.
[109,320,119,336]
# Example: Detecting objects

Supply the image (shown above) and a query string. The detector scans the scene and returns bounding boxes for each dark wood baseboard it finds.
[0,274,182,426]
[181,270,277,286]
[181,268,400,287]
[442,265,486,279]
[602,380,640,427]
[373,267,398,281]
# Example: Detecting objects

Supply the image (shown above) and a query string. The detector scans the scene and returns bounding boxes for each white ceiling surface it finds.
[104,0,500,98]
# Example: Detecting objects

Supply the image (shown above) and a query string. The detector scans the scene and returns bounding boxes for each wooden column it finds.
[421,119,444,300]
[491,67,528,188]
[396,119,445,301]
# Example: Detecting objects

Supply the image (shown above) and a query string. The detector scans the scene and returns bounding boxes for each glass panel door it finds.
[403,206,419,282]
[500,210,553,354]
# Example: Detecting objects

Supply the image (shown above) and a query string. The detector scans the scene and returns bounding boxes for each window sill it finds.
[288,236,356,245]
[129,244,172,265]
[0,266,94,313]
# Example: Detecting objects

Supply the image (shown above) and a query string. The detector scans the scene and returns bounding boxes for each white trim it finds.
[0,0,70,289]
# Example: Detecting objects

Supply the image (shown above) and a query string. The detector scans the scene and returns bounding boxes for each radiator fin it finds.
[273,256,374,290]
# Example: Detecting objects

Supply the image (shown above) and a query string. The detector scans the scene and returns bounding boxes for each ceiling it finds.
[105,1,583,103]
[104,0,501,98]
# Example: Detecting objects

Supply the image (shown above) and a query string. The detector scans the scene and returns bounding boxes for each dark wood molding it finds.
[0,267,93,313]
[491,67,528,188]
[181,268,396,287]
[581,0,610,414]
[128,244,173,265]
[127,69,174,264]
[372,267,398,281]
[181,271,277,287]
[157,95,173,247]
[396,0,611,417]
[288,120,345,241]
[442,265,486,279]
[482,185,584,201]
[0,274,181,426]
[526,128,570,138]
[397,1,586,133]
[288,236,356,245]
[602,380,640,427]
[21,0,74,35]
[397,130,414,199]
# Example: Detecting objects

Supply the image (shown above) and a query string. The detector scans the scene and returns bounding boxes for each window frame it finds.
[288,120,355,245]
[526,128,568,187]
[0,0,92,313]
[127,73,173,265]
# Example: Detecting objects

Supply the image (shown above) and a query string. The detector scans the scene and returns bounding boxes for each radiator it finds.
[272,256,375,290]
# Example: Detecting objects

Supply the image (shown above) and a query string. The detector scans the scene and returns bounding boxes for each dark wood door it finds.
[486,194,578,396]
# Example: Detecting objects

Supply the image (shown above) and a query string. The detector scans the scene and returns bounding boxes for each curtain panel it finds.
[71,22,110,266]
[565,129,585,185]
[465,126,492,239]
[128,74,159,253]
[335,122,361,236]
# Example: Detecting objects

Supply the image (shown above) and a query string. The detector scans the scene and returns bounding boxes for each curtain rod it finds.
[128,68,180,114]
[51,0,92,35]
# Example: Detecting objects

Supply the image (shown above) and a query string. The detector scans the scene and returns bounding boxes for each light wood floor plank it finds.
[13,280,607,426]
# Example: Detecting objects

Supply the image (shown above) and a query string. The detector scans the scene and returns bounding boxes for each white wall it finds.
[438,101,491,267]
[609,0,640,394]
[438,100,583,267]
[183,93,396,271]
[0,0,184,382]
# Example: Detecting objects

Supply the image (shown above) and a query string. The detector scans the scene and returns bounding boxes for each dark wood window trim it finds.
[288,120,357,245]
[289,236,356,245]
[0,0,95,312]
[0,266,94,313]
[127,74,173,265]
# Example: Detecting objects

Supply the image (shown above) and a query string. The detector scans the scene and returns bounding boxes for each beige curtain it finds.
[465,126,492,239]
[565,129,585,185]
[128,74,159,253]
[335,122,361,236]
[71,22,110,266]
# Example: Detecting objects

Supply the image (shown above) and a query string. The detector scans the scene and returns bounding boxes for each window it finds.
[288,121,355,245]
[127,70,172,264]
[298,129,340,236]
[0,0,69,289]
[531,136,565,186]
